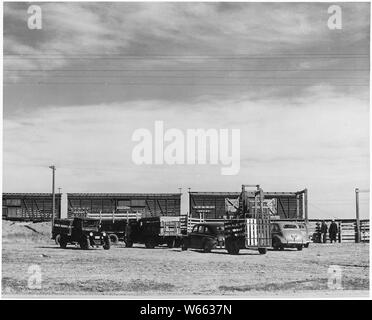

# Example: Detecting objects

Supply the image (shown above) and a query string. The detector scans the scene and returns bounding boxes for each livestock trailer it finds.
[126,216,188,248]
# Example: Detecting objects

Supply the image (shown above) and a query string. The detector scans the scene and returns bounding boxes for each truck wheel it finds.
[272,238,281,251]
[226,239,239,255]
[59,236,67,249]
[174,239,181,248]
[55,234,61,245]
[125,240,133,248]
[103,237,111,250]
[203,241,213,253]
[145,239,155,249]
[258,248,267,254]
[304,243,309,248]
[181,244,188,251]
[80,237,89,250]
[297,245,303,251]
[167,238,175,248]
[109,234,119,245]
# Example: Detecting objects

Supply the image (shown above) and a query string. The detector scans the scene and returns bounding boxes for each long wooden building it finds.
[189,189,308,220]
[67,193,182,218]
[2,193,62,221]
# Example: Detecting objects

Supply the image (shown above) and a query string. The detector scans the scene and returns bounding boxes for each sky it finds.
[2,2,370,218]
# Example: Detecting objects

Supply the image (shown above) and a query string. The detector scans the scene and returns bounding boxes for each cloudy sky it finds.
[3,2,370,218]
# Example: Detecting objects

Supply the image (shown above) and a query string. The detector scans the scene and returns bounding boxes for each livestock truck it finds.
[126,216,188,248]
[181,184,271,254]
[224,184,271,254]
[52,217,111,250]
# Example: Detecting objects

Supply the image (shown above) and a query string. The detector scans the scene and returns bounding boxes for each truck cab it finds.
[52,217,111,250]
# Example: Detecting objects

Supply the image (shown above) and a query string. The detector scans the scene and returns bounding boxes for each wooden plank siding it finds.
[189,192,304,220]
[67,193,181,218]
[2,193,61,221]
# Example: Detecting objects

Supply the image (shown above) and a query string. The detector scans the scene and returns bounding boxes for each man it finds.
[314,222,321,243]
[329,220,338,243]
[321,221,328,243]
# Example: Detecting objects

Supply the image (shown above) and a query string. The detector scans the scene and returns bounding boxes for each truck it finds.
[85,210,142,246]
[52,217,111,250]
[182,184,271,255]
[224,185,271,254]
[125,216,188,248]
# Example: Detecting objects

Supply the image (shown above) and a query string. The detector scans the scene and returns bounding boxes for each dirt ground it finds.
[2,222,369,297]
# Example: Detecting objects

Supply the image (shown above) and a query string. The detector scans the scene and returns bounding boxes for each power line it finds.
[4,74,368,80]
[4,82,369,86]
[4,68,369,72]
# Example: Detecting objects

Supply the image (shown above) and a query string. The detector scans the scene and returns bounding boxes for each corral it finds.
[1,221,369,297]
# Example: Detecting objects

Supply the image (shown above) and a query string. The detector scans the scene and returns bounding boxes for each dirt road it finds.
[2,241,369,297]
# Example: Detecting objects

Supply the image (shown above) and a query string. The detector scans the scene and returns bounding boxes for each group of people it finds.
[315,220,338,243]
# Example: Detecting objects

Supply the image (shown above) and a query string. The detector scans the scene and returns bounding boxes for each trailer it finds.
[88,210,141,245]
[126,216,188,248]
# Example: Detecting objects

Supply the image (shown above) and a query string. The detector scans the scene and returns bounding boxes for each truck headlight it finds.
[89,232,93,236]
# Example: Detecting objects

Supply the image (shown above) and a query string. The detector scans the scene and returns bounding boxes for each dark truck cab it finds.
[52,217,111,250]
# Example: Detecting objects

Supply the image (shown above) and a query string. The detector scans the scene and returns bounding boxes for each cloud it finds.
[2,3,369,219]
[3,85,369,218]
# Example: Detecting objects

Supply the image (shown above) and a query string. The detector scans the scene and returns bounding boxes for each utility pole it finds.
[355,188,360,243]
[49,165,56,227]
[354,188,369,243]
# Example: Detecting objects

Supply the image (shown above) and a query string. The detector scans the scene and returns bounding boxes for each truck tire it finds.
[258,248,267,254]
[272,238,282,251]
[125,240,133,248]
[80,237,89,250]
[226,239,239,255]
[304,243,309,248]
[203,241,213,253]
[109,234,119,245]
[103,237,111,250]
[59,236,67,249]
[174,238,181,248]
[145,239,156,249]
[297,245,303,251]
[55,234,61,245]
[167,238,175,248]
[181,244,188,251]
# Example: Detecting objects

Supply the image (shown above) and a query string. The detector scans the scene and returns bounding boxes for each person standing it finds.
[321,221,328,243]
[329,220,338,243]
